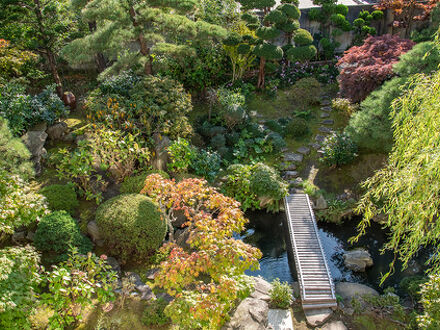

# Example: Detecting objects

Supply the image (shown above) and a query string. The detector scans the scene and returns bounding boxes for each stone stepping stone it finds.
[321,106,332,112]
[320,112,330,118]
[315,135,326,143]
[285,163,297,171]
[309,142,321,149]
[283,171,298,179]
[321,99,331,106]
[290,177,303,186]
[283,152,303,163]
[319,126,333,134]
[322,119,334,125]
[268,309,294,330]
[297,146,310,155]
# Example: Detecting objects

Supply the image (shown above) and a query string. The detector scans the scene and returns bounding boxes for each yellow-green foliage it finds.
[354,71,440,280]
[95,194,166,262]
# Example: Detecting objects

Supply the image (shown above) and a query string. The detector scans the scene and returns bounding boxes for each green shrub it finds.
[321,132,358,167]
[53,141,107,204]
[269,278,292,309]
[290,77,321,109]
[249,163,288,212]
[217,88,247,129]
[332,98,357,117]
[167,137,196,173]
[345,77,406,152]
[95,194,166,263]
[85,74,192,140]
[34,211,92,261]
[40,184,79,216]
[418,275,440,329]
[0,117,34,179]
[0,246,43,329]
[222,163,287,212]
[400,276,428,301]
[265,120,285,136]
[393,41,440,77]
[0,170,47,241]
[142,298,171,327]
[190,149,221,182]
[0,83,68,136]
[286,118,309,137]
[90,128,150,182]
[120,170,169,194]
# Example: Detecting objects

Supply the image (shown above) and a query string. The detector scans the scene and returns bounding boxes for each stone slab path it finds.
[268,309,294,330]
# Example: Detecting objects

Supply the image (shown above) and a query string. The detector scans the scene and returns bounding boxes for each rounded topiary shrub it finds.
[34,211,92,261]
[40,184,79,215]
[286,118,309,137]
[95,194,166,262]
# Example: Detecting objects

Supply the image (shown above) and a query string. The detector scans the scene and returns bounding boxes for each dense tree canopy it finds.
[62,0,227,77]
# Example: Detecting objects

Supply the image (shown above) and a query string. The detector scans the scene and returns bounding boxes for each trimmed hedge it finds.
[40,184,79,215]
[95,194,166,262]
[120,170,170,194]
[34,211,92,261]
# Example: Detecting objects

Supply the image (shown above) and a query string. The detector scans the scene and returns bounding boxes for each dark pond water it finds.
[241,210,429,293]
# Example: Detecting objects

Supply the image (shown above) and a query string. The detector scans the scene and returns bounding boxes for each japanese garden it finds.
[1,0,440,328]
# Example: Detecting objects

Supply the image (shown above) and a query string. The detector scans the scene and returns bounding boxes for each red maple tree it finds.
[337,34,415,103]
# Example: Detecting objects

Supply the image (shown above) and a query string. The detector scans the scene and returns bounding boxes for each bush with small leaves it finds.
[0,83,68,136]
[0,170,48,241]
[40,184,79,216]
[190,149,222,182]
[85,74,193,140]
[0,117,34,180]
[167,137,196,173]
[142,298,171,327]
[41,249,117,329]
[418,275,440,329]
[34,211,92,261]
[95,194,166,263]
[320,132,358,167]
[269,278,292,309]
[0,246,43,329]
[332,98,357,117]
[400,276,428,301]
[286,118,309,137]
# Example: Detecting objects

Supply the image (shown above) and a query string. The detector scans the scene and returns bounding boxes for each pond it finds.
[241,210,429,293]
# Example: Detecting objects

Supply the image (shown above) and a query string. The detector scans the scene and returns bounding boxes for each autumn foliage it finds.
[141,174,262,329]
[337,34,414,103]
[375,0,440,36]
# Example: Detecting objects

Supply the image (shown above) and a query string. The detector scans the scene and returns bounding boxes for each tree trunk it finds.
[88,21,107,72]
[34,0,64,97]
[46,50,64,98]
[257,57,266,89]
[128,5,153,75]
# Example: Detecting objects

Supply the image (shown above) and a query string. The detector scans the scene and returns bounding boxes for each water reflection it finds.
[240,211,428,292]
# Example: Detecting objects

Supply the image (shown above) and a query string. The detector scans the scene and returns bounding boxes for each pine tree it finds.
[62,0,227,77]
[0,0,75,97]
[237,0,316,88]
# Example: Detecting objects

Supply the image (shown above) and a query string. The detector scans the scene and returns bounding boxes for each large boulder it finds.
[343,249,373,272]
[222,297,269,330]
[21,128,48,175]
[314,195,328,210]
[46,122,71,142]
[152,133,171,172]
[250,276,272,302]
[87,221,104,247]
[335,282,379,302]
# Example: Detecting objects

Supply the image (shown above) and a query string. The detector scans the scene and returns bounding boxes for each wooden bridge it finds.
[284,193,337,311]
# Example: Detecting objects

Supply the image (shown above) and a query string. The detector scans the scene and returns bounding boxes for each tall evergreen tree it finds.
[0,0,74,97]
[62,0,227,77]
[237,0,316,88]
